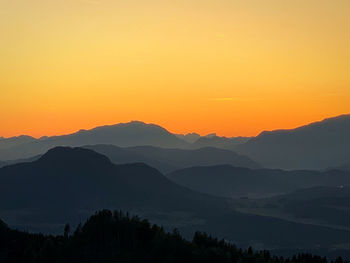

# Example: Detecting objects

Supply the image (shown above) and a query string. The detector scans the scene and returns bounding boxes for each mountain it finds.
[236,114,350,170]
[175,132,201,143]
[190,134,251,150]
[338,163,350,171]
[83,145,261,173]
[233,186,350,230]
[0,146,218,233]
[0,135,36,149]
[0,155,41,168]
[1,147,350,250]
[261,186,350,228]
[0,121,189,160]
[168,165,350,198]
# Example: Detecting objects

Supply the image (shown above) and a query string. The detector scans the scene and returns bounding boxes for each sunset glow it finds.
[1,0,349,137]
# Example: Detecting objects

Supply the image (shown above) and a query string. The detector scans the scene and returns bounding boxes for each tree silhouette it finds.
[0,210,348,263]
[64,223,70,238]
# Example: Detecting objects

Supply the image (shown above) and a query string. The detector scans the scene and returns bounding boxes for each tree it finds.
[64,223,71,238]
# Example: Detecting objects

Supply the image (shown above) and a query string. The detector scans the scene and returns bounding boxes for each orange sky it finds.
[1,0,349,138]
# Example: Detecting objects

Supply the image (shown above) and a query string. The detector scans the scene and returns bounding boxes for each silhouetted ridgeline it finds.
[0,210,345,263]
[236,114,350,170]
[0,135,36,149]
[168,165,350,198]
[3,145,350,261]
[84,144,260,173]
[190,134,251,150]
[2,114,350,171]
[3,146,350,252]
[0,121,189,160]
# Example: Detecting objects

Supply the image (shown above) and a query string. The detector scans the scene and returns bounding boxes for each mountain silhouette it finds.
[338,162,350,171]
[83,144,261,173]
[190,135,251,150]
[168,165,350,198]
[252,186,350,228]
[236,114,350,170]
[1,147,350,250]
[0,135,36,149]
[175,132,201,143]
[0,155,41,168]
[0,121,189,160]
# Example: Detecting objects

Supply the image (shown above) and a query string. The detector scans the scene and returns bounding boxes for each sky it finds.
[1,0,349,138]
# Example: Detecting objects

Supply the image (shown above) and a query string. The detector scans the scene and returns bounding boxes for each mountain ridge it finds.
[0,121,189,160]
[2,146,350,250]
[168,164,350,198]
[1,114,350,170]
[236,114,350,170]
[83,144,260,173]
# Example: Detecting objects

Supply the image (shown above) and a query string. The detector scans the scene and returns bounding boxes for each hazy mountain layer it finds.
[168,165,350,198]
[1,147,349,250]
[84,144,260,173]
[236,114,350,170]
[0,135,36,149]
[0,121,189,160]
[190,135,251,150]
[1,114,350,171]
[230,186,350,232]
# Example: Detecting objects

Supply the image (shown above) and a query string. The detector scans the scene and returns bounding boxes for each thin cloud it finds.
[208,98,234,101]
[207,97,264,102]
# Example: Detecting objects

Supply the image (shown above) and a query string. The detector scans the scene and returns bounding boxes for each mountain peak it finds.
[257,113,350,137]
[237,113,350,170]
[38,147,112,167]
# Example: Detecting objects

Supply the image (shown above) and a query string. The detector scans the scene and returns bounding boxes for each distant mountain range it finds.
[0,114,350,170]
[338,163,350,171]
[189,134,251,150]
[0,122,253,161]
[0,121,189,160]
[264,186,350,228]
[175,132,201,143]
[0,145,260,171]
[1,147,350,250]
[232,186,350,231]
[235,114,350,170]
[0,155,41,168]
[83,145,260,173]
[168,165,350,198]
[0,135,36,149]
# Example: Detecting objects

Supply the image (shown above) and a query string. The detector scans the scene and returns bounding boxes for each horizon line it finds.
[1,113,349,140]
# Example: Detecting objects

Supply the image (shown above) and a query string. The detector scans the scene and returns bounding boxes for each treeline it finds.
[0,210,347,263]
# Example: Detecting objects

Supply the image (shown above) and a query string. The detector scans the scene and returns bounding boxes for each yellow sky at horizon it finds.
[1,0,349,138]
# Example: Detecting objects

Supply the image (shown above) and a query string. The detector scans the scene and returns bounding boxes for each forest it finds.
[0,210,347,263]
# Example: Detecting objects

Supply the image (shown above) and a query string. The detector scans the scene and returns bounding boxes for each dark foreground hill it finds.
[236,114,350,170]
[0,209,342,263]
[84,144,260,173]
[1,147,350,253]
[168,165,350,198]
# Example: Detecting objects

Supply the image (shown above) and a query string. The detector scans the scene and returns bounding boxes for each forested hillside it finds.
[0,210,345,263]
